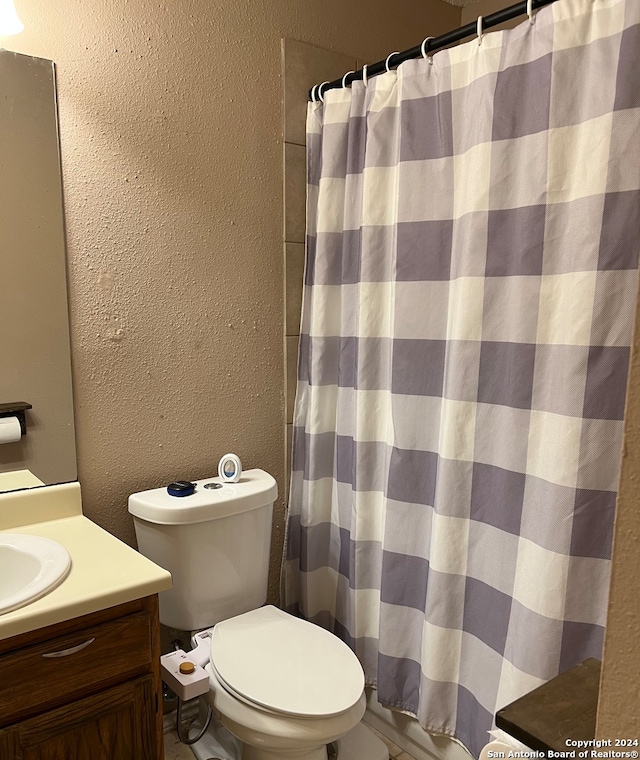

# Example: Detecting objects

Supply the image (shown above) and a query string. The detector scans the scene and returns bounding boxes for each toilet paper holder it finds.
[0,402,32,435]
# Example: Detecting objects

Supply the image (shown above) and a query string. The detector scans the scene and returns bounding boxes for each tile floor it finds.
[163,730,195,760]
[367,722,418,760]
[163,721,417,760]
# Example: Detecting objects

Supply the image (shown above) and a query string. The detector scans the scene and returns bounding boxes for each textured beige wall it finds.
[461,0,526,30]
[462,0,512,22]
[597,281,640,734]
[6,0,460,602]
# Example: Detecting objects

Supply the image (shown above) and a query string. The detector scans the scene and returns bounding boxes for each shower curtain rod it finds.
[308,0,559,101]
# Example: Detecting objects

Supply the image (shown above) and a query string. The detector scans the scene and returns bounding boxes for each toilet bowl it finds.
[205,605,366,760]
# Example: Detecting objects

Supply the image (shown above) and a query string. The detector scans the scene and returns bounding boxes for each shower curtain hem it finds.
[366,681,474,758]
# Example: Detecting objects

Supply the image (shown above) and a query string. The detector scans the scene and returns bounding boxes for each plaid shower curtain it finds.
[282,0,640,755]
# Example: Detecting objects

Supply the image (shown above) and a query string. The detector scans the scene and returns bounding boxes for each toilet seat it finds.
[210,605,364,718]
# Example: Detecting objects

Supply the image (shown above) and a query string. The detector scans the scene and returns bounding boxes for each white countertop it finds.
[0,482,172,640]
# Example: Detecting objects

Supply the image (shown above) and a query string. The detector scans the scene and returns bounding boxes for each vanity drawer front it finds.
[0,611,152,726]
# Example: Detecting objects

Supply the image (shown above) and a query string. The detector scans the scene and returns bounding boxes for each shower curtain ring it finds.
[477,16,484,45]
[310,84,319,103]
[421,37,435,64]
[318,81,330,102]
[385,52,399,72]
[362,64,369,88]
[527,0,536,24]
[342,70,355,89]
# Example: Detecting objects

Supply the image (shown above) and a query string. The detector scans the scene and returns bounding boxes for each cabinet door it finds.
[0,675,157,760]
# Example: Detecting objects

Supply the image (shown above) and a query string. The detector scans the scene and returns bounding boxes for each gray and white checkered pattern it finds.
[282,0,640,755]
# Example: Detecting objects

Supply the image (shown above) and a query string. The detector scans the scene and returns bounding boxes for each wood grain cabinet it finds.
[0,596,163,760]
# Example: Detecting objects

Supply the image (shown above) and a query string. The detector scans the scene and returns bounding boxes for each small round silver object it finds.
[204,482,223,490]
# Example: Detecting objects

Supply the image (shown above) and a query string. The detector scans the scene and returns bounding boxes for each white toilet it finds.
[128,469,371,760]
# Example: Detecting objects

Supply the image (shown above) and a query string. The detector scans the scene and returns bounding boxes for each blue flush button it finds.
[167,480,195,497]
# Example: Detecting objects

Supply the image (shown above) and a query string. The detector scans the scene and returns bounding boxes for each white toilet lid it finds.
[210,605,364,717]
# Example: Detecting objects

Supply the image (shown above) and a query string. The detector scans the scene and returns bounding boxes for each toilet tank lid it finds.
[127,468,277,525]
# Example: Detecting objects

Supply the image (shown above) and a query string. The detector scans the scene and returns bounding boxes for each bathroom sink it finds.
[0,533,71,615]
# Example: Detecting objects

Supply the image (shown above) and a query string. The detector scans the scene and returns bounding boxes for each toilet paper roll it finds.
[0,416,22,444]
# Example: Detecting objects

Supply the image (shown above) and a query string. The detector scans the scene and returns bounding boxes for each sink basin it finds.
[0,533,71,615]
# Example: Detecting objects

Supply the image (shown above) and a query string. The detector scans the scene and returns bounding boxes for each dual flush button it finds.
[166,453,242,497]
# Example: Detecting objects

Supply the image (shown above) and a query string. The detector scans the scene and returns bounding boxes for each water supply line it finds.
[176,697,213,745]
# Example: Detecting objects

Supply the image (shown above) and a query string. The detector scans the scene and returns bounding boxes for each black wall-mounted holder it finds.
[0,402,32,436]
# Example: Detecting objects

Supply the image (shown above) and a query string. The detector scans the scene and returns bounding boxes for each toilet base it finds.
[242,746,326,760]
[184,705,387,760]
[184,709,326,760]
[183,698,241,760]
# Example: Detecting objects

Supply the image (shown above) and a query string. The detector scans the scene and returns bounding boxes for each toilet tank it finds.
[128,468,277,632]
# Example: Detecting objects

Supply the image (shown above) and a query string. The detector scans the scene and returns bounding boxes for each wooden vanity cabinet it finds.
[0,595,163,760]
